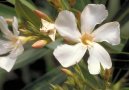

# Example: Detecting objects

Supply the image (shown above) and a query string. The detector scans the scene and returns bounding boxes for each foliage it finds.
[0,0,129,90]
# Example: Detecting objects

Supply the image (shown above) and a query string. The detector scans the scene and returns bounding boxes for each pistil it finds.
[81,33,93,45]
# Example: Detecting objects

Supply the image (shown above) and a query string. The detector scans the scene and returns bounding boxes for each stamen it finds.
[81,33,93,45]
[86,40,93,46]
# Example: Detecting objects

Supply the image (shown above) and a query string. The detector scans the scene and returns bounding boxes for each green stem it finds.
[113,69,122,83]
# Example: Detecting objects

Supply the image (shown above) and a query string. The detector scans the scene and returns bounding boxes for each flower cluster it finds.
[0,16,24,72]
[53,4,120,74]
[0,4,120,75]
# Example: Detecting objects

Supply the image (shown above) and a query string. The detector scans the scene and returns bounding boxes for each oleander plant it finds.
[0,0,129,90]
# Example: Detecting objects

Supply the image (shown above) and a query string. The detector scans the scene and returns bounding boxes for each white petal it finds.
[53,43,87,67]
[0,40,24,72]
[9,40,24,59]
[87,55,100,74]
[0,40,13,55]
[12,17,19,36]
[40,19,56,41]
[40,19,55,32]
[0,16,14,39]
[92,22,120,45]
[0,56,16,72]
[55,10,81,42]
[88,43,112,71]
[81,4,108,34]
[48,29,56,41]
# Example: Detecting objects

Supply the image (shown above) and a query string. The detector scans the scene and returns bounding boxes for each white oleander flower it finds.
[0,16,24,72]
[53,4,120,74]
[40,19,56,41]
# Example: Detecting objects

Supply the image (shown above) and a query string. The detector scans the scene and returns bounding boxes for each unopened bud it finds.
[61,68,74,76]
[34,10,52,22]
[19,29,32,35]
[68,0,76,7]
[104,69,112,81]
[32,40,47,48]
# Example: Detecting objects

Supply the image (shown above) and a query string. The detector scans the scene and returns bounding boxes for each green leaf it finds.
[122,88,129,90]
[7,0,15,5]
[15,0,41,29]
[79,61,104,89]
[14,47,51,69]
[112,81,122,90]
[74,0,91,11]
[22,67,66,90]
[0,4,16,18]
[47,39,63,50]
[61,0,70,10]
[101,38,127,54]
[114,3,129,22]
[107,0,120,21]
[14,39,62,70]
[7,0,36,10]
[121,20,129,39]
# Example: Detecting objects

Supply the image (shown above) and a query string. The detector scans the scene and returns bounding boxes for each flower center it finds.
[81,33,93,45]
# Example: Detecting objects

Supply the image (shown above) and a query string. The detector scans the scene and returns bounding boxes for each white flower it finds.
[40,19,56,41]
[0,16,24,72]
[53,4,120,74]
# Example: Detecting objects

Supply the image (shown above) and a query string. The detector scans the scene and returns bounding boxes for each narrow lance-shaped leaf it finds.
[0,4,16,18]
[15,0,41,29]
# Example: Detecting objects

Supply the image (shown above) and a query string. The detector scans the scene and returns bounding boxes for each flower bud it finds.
[33,10,52,22]
[104,69,112,81]
[18,36,37,44]
[61,68,74,76]
[68,0,76,7]
[32,40,47,48]
[19,29,33,35]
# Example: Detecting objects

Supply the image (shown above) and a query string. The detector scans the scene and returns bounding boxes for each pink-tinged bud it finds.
[61,68,74,76]
[32,40,47,48]
[33,10,52,22]
[68,0,76,7]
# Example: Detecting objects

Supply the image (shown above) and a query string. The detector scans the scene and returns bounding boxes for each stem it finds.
[113,69,122,83]
[75,64,98,90]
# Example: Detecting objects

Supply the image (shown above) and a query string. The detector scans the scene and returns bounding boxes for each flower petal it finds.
[88,43,112,71]
[9,40,24,59]
[87,55,100,74]
[0,40,12,55]
[0,40,24,72]
[0,56,16,72]
[55,10,81,42]
[48,29,56,41]
[53,43,87,67]
[12,17,19,36]
[0,16,14,39]
[92,22,120,45]
[81,4,108,34]
[40,19,56,41]
[40,19,55,32]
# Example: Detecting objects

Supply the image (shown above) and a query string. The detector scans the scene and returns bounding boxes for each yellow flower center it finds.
[81,33,93,45]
